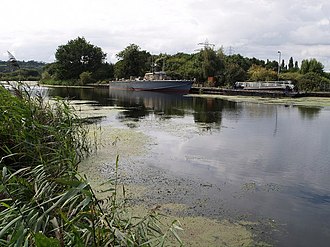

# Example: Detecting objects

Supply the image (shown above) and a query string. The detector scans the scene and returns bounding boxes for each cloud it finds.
[0,0,329,71]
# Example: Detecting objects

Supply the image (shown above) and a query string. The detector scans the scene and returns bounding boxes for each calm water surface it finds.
[49,87,330,246]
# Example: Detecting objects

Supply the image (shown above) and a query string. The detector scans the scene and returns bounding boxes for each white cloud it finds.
[0,0,329,71]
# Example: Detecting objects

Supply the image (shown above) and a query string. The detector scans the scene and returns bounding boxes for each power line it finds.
[196,39,215,51]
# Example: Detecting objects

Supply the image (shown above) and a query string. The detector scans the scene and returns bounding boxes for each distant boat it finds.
[109,71,193,94]
[234,81,295,90]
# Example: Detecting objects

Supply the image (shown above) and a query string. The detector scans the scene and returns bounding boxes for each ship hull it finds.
[109,80,193,93]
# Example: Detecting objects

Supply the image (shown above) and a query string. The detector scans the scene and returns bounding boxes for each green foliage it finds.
[0,69,41,81]
[93,62,114,81]
[279,72,302,85]
[34,233,61,247]
[247,65,277,81]
[298,72,330,92]
[300,58,324,75]
[265,59,278,72]
[288,57,294,70]
[0,60,45,73]
[226,54,252,71]
[223,63,246,87]
[0,84,90,171]
[115,44,151,79]
[201,47,222,79]
[54,37,107,80]
[41,71,51,80]
[79,71,93,85]
[165,53,202,81]
[0,83,182,246]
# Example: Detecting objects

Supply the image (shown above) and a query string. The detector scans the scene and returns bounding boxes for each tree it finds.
[55,37,106,80]
[199,47,224,83]
[298,72,322,91]
[224,63,246,87]
[265,60,278,72]
[115,44,151,79]
[226,54,251,71]
[248,64,277,81]
[300,58,324,75]
[288,57,294,70]
[163,52,203,81]
[281,59,286,71]
[93,62,114,81]
[79,71,93,85]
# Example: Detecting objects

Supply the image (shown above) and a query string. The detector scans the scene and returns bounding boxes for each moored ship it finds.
[109,71,193,94]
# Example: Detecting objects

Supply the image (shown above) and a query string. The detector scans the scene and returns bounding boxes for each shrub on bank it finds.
[0,83,181,246]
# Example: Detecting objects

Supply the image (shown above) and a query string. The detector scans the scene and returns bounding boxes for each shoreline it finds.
[190,86,330,98]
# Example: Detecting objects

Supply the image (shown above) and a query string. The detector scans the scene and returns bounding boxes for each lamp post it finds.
[277,51,281,81]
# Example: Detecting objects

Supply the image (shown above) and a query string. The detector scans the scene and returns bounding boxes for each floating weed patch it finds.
[128,204,263,247]
[78,125,152,202]
[70,100,122,119]
[74,96,273,246]
[178,217,255,247]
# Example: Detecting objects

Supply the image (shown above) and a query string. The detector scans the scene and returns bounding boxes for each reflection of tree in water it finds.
[50,87,237,129]
[297,106,321,120]
[49,87,110,105]
[192,97,236,129]
[111,90,192,122]
[117,105,149,122]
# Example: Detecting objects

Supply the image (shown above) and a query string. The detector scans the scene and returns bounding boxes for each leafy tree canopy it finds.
[248,64,277,81]
[55,37,106,80]
[115,44,151,79]
[300,58,324,75]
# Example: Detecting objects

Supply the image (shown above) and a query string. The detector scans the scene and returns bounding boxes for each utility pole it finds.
[228,46,234,55]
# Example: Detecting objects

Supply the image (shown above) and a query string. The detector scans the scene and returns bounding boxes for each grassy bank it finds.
[0,83,181,246]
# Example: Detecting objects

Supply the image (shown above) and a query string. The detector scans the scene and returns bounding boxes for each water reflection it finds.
[48,86,110,105]
[49,87,239,129]
[297,106,321,119]
[299,189,330,204]
[48,86,325,130]
[47,86,330,246]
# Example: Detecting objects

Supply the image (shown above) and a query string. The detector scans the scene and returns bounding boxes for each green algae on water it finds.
[190,94,330,107]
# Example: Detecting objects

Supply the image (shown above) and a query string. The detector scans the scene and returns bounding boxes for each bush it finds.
[0,83,181,246]
[79,71,94,85]
[298,72,322,92]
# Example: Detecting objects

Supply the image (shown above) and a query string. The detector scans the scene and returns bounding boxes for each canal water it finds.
[48,87,330,246]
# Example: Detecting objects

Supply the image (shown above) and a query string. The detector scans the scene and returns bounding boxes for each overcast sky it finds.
[1,0,330,71]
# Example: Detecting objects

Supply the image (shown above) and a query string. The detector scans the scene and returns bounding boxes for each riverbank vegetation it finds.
[0,83,182,246]
[0,60,44,81]
[2,37,330,91]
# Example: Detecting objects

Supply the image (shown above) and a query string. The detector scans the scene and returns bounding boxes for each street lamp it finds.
[277,51,281,81]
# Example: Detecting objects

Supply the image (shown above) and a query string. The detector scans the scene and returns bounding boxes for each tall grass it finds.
[0,83,182,246]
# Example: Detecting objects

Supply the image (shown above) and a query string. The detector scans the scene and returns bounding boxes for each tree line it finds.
[0,60,45,81]
[3,37,330,91]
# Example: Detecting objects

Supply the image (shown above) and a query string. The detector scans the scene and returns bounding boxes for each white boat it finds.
[109,71,193,94]
[235,81,295,90]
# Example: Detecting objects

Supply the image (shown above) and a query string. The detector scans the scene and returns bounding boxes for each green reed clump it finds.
[0,83,182,246]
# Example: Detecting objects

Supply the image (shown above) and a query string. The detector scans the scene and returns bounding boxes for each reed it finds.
[0,82,182,246]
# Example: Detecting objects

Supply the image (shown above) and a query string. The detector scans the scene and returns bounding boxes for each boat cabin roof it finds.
[145,71,166,76]
[144,71,170,80]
